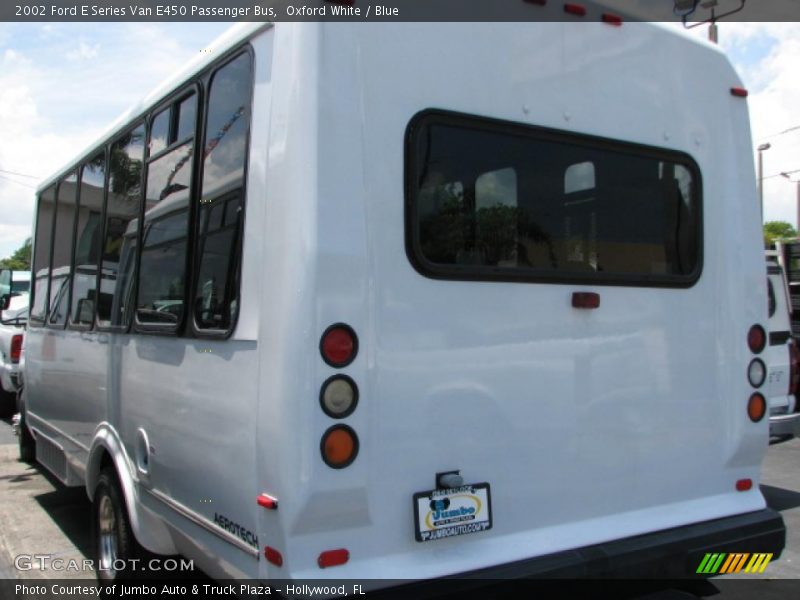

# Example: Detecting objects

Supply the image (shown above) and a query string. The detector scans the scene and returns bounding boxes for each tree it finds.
[764,221,797,247]
[0,238,32,270]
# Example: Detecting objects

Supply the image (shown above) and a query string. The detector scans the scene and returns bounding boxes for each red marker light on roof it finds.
[572,292,600,309]
[602,12,623,26]
[564,3,587,16]
[736,479,753,492]
[730,87,748,98]
[318,548,349,568]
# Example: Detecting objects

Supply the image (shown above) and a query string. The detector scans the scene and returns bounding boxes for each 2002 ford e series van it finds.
[17,13,785,588]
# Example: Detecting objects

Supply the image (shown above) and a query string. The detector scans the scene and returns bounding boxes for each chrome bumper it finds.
[770,412,800,438]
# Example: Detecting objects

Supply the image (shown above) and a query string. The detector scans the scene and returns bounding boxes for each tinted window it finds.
[71,153,105,326]
[99,124,145,328]
[30,185,56,324]
[11,280,29,294]
[49,173,78,326]
[150,108,170,156]
[176,94,197,142]
[407,113,701,285]
[137,137,193,326]
[768,278,776,318]
[194,53,252,331]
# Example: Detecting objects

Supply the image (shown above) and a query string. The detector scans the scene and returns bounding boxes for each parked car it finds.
[0,271,30,417]
[765,252,800,442]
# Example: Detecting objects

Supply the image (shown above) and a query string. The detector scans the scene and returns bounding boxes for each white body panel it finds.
[24,22,770,583]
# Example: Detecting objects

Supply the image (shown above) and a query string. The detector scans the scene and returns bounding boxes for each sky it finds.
[0,20,799,260]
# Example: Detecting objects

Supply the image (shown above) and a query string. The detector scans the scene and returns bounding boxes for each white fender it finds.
[86,422,178,556]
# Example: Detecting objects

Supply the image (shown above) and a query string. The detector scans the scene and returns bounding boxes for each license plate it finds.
[413,483,492,542]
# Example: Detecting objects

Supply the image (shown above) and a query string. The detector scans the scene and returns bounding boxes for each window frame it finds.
[95,122,146,334]
[189,48,255,340]
[46,171,79,331]
[68,150,108,332]
[133,82,202,336]
[29,42,253,338]
[404,109,704,289]
[29,184,58,328]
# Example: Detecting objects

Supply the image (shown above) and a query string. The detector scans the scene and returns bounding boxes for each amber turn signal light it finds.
[321,425,359,469]
[747,393,766,423]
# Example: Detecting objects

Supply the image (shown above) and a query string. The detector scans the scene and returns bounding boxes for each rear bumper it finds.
[446,508,785,579]
[0,364,20,393]
[770,412,800,438]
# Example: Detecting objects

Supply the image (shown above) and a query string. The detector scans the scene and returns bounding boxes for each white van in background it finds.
[19,16,785,588]
[0,270,30,416]
[765,252,800,441]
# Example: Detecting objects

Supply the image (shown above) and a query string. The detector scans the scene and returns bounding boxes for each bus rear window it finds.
[406,112,702,286]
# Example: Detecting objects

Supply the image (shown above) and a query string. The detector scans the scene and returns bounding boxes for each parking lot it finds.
[0,416,797,597]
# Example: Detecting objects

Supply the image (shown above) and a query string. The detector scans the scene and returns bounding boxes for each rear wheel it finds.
[0,381,15,418]
[93,468,142,583]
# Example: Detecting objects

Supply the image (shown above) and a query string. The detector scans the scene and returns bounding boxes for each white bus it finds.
[19,16,785,588]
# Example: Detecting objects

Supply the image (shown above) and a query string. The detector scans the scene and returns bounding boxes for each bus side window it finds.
[48,172,78,327]
[193,52,253,333]
[136,92,196,329]
[99,123,145,329]
[70,152,106,327]
[30,185,57,325]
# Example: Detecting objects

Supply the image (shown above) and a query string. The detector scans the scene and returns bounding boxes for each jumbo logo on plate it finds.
[413,483,492,542]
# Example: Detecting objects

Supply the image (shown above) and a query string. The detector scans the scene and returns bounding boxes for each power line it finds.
[0,168,39,180]
[756,125,800,142]
[0,174,37,190]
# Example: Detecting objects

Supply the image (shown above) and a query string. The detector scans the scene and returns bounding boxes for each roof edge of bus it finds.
[35,21,271,195]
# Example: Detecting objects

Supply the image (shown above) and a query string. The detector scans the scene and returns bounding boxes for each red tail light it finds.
[747,325,766,354]
[320,324,358,368]
[790,340,800,396]
[10,334,22,364]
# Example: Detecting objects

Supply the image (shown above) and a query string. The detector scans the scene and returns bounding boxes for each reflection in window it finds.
[410,116,700,282]
[176,94,196,141]
[149,109,169,156]
[194,53,252,331]
[71,152,105,326]
[137,129,193,326]
[99,124,144,328]
[30,185,56,324]
[49,173,78,326]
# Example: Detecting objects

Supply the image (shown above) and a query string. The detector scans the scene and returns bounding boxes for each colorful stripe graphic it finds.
[696,552,773,574]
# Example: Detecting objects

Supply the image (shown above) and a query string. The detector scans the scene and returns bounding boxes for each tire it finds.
[0,381,15,418]
[18,407,35,464]
[92,468,142,583]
